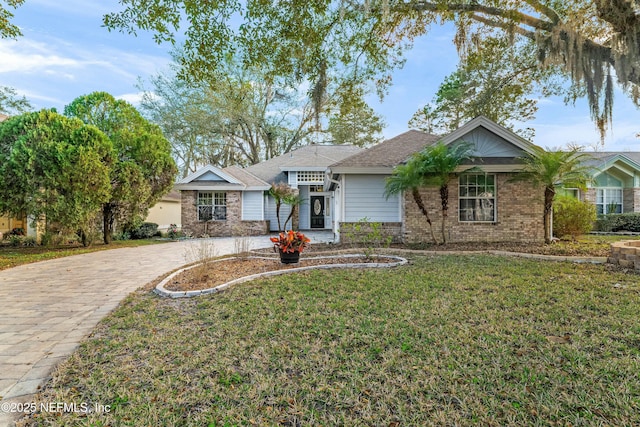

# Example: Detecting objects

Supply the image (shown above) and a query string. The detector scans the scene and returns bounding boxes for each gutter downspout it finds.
[326,171,342,243]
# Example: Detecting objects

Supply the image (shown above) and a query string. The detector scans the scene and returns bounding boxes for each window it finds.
[198,192,227,221]
[596,188,622,214]
[558,188,579,199]
[459,174,496,222]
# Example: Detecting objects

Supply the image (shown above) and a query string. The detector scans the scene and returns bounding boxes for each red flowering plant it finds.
[270,230,310,253]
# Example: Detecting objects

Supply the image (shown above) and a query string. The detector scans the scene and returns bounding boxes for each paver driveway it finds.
[0,232,334,426]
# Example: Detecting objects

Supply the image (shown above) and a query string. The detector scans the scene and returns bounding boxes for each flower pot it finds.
[279,250,300,264]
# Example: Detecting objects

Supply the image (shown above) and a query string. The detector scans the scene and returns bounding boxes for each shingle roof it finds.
[584,151,640,166]
[245,144,365,183]
[330,130,440,169]
[222,165,270,189]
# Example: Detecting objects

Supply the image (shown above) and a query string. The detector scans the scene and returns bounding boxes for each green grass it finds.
[0,239,164,271]
[21,255,640,426]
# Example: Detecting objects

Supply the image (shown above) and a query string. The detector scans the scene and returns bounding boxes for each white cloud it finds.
[116,92,145,105]
[0,40,81,74]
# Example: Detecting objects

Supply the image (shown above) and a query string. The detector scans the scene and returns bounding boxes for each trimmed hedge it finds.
[594,213,640,232]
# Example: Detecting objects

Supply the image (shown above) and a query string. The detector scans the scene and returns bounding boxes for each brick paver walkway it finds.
[0,233,334,426]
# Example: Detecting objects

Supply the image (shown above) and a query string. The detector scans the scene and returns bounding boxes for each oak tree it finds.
[104,1,640,137]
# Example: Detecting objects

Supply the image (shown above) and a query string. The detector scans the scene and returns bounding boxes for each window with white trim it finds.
[198,192,227,221]
[297,171,324,184]
[596,188,622,214]
[459,174,496,222]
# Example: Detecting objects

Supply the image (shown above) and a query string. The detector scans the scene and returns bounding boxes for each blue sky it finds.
[2,0,639,151]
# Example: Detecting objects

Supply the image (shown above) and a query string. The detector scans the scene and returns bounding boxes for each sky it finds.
[2,0,640,152]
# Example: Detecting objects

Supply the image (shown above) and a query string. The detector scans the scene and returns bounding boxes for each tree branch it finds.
[406,1,555,32]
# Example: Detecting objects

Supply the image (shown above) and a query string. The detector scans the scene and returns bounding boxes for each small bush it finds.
[23,236,37,247]
[341,217,393,256]
[128,222,159,240]
[9,234,23,247]
[553,196,596,239]
[167,224,179,239]
[113,231,131,241]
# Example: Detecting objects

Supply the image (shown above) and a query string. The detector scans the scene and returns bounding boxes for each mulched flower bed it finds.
[164,255,396,292]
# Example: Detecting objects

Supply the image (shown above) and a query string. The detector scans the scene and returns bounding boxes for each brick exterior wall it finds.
[623,188,640,213]
[181,190,269,237]
[403,173,545,243]
[338,222,403,245]
[582,188,596,206]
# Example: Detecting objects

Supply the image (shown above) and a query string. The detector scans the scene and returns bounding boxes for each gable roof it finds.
[583,152,640,179]
[245,144,365,183]
[0,113,8,122]
[175,164,269,191]
[330,130,440,173]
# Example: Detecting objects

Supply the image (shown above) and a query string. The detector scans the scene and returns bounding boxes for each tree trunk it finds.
[284,205,296,231]
[412,188,438,244]
[440,184,448,245]
[275,201,282,232]
[543,187,554,244]
[103,204,113,245]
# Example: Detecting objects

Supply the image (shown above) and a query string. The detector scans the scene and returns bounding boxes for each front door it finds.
[310,196,325,228]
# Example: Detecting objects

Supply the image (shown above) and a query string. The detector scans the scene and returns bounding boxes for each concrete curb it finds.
[154,254,408,299]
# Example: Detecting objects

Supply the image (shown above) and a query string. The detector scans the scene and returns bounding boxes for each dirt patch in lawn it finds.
[164,255,397,292]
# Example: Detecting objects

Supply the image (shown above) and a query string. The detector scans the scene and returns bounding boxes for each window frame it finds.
[458,173,497,223]
[596,188,623,214]
[197,191,227,221]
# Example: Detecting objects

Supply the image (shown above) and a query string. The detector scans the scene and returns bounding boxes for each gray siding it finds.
[265,195,292,231]
[456,127,523,157]
[344,175,400,222]
[242,191,263,220]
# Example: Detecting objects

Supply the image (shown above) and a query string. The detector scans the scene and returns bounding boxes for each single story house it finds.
[176,116,640,243]
[175,144,364,237]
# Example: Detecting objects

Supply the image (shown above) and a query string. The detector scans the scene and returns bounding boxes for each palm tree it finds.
[385,141,477,244]
[416,141,478,244]
[511,147,593,244]
[385,161,438,244]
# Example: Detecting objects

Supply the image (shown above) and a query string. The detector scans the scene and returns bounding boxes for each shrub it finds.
[167,224,180,239]
[553,196,596,239]
[113,231,131,241]
[595,213,640,232]
[341,217,393,256]
[8,234,23,247]
[23,236,37,247]
[128,222,159,239]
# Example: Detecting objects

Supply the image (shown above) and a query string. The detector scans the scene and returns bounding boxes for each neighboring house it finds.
[0,212,28,237]
[145,189,182,232]
[176,116,640,243]
[581,153,640,214]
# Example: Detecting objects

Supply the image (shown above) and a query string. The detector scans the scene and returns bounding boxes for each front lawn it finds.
[20,255,640,426]
[0,239,164,271]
